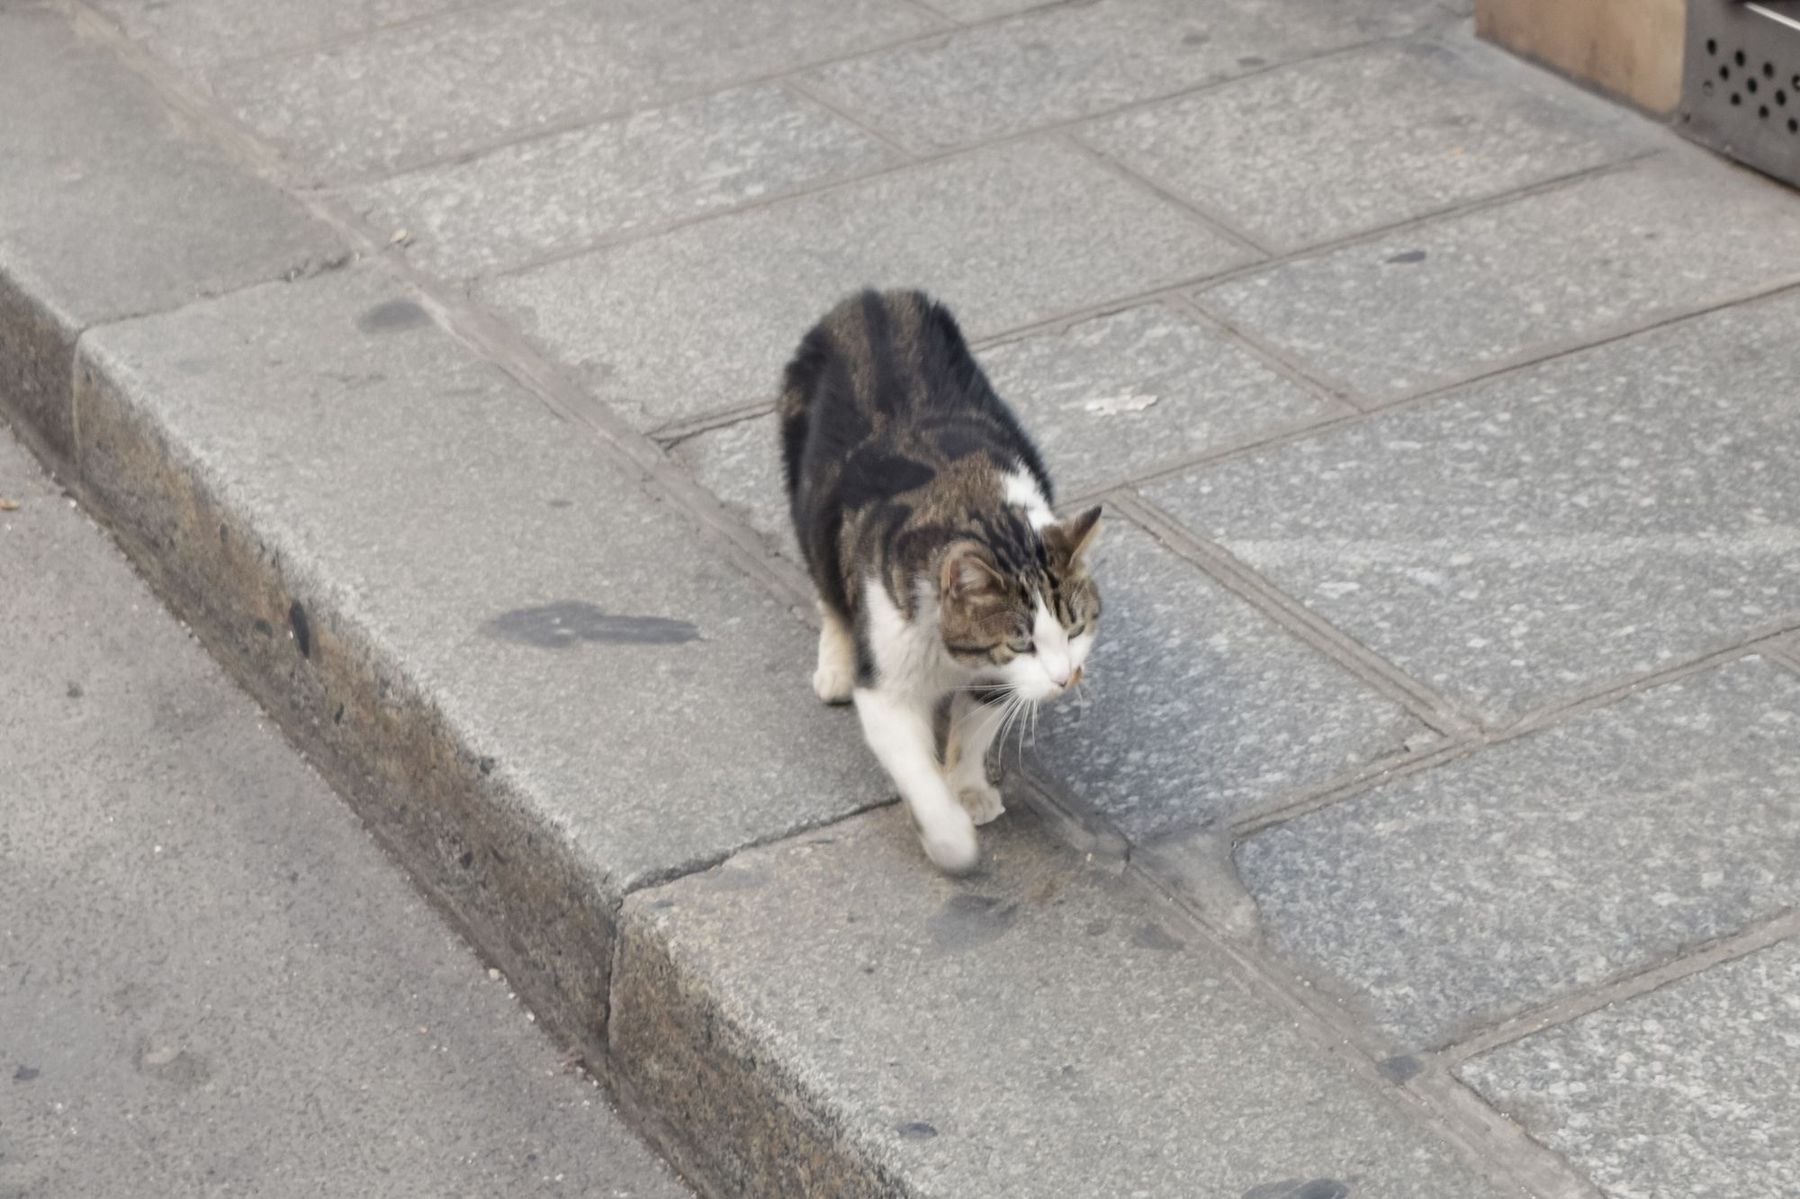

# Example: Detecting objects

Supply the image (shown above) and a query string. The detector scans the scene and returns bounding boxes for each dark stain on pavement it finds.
[356,299,431,333]
[1131,922,1184,952]
[1377,1054,1422,1084]
[1244,1180,1351,1199]
[483,601,699,649]
[930,894,1017,953]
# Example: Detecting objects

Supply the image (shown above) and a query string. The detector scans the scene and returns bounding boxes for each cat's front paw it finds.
[918,808,980,876]
[812,660,854,705]
[957,783,1005,826]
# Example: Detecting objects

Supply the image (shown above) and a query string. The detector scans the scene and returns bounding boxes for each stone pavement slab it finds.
[1080,35,1651,252]
[1145,290,1800,724]
[977,303,1340,497]
[69,266,889,1054]
[612,805,1517,1199]
[486,138,1256,432]
[345,83,898,279]
[0,1,342,461]
[211,0,940,181]
[803,0,1455,155]
[1029,522,1430,841]
[669,415,796,558]
[1457,939,1800,1199]
[1235,657,1800,1051]
[88,0,468,74]
[0,425,688,1199]
[1196,152,1800,403]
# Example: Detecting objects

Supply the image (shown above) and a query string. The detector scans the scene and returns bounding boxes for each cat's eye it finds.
[1008,637,1035,654]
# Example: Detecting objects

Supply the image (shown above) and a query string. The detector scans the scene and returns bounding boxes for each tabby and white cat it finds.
[780,289,1101,874]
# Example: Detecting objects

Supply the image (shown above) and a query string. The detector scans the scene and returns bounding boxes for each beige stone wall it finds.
[1476,0,1687,114]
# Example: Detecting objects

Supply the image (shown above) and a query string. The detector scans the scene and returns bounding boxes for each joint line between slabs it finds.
[1107,491,1481,737]
[1432,907,1800,1069]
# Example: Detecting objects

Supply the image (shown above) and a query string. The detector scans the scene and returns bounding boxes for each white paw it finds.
[918,807,980,876]
[957,783,1005,826]
[812,660,854,705]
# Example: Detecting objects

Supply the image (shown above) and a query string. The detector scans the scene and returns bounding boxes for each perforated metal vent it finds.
[1681,1,1800,187]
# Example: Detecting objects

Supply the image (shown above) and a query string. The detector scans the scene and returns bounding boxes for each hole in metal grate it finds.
[1736,49,1747,66]
[1779,90,1789,106]
[1732,92,1743,105]
[1766,61,1776,78]
[1749,76,1760,95]
[1707,37,1719,55]
[1761,105,1772,119]
[1791,117,1799,134]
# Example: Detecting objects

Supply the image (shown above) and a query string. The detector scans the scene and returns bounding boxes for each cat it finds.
[779,288,1101,874]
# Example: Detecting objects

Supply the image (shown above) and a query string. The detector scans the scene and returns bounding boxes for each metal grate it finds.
[1681,1,1800,187]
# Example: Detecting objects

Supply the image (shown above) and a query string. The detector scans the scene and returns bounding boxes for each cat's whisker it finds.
[996,692,1028,766]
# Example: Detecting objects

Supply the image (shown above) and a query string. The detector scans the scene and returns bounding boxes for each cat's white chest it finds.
[862,575,960,698]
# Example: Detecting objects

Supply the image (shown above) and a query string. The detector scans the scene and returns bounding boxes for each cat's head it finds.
[937,505,1102,701]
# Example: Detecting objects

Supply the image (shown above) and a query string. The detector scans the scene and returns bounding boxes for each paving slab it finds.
[69,266,888,1056]
[344,83,898,279]
[1028,522,1429,842]
[1235,657,1800,1051]
[0,425,689,1199]
[802,0,1455,154]
[87,0,469,74]
[670,415,796,560]
[1080,35,1651,252]
[978,303,1339,496]
[1458,939,1800,1199]
[485,138,1256,432]
[1196,152,1800,403]
[612,805,1517,1199]
[0,1,342,461]
[1145,290,1800,723]
[211,0,940,182]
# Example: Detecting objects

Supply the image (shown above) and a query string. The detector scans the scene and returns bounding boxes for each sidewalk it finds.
[4,0,1799,1195]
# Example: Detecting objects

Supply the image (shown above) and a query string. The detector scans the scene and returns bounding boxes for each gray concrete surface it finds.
[1196,153,1800,403]
[209,0,939,180]
[1030,523,1430,840]
[613,805,1514,1199]
[5,0,1800,1195]
[1460,939,1800,1198]
[802,0,1457,154]
[1147,290,1800,724]
[1080,36,1650,252]
[1237,656,1800,1049]
[0,3,342,460]
[485,137,1256,431]
[344,83,898,278]
[0,425,690,1199]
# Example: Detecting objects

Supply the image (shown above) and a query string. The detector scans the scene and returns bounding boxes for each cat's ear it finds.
[1045,505,1102,567]
[940,542,1005,603]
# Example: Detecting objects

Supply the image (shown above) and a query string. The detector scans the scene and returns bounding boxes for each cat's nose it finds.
[1047,663,1073,688]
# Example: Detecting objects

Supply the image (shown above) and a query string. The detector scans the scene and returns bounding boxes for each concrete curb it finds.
[68,337,623,1061]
